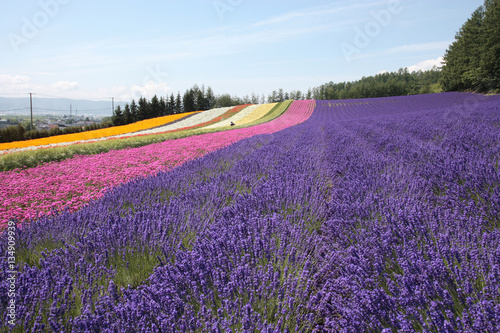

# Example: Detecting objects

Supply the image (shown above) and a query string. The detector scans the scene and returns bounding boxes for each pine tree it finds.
[277,88,284,102]
[481,0,500,90]
[183,89,195,112]
[441,0,500,92]
[206,86,216,109]
[260,94,266,104]
[112,106,125,126]
[137,97,149,121]
[176,92,182,113]
[123,104,133,124]
[169,93,175,115]
[150,95,161,118]
[130,99,138,122]
[159,97,167,117]
[251,92,259,104]
[196,89,207,110]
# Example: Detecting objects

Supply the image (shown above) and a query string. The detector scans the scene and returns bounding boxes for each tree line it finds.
[310,68,442,100]
[441,0,500,92]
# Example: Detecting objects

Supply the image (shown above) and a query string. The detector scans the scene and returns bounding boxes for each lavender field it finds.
[1,92,500,332]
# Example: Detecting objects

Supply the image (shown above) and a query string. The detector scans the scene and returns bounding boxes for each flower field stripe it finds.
[236,102,278,126]
[243,100,293,127]
[203,104,261,129]
[0,100,313,227]
[0,112,201,152]
[77,105,251,142]
[106,106,234,138]
[174,104,252,132]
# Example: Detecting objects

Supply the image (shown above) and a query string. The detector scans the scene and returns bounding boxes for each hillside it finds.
[1,93,499,331]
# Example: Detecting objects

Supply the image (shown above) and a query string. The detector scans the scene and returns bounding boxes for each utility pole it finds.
[111,97,114,115]
[29,93,35,136]
[70,104,72,119]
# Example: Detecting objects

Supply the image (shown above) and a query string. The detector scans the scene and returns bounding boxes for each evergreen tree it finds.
[175,92,182,113]
[216,94,234,107]
[481,0,500,90]
[183,89,195,112]
[169,93,175,115]
[441,0,500,92]
[159,96,167,117]
[206,86,216,109]
[112,106,125,126]
[277,88,284,102]
[441,7,485,91]
[306,89,312,100]
[268,90,278,103]
[242,94,251,104]
[196,88,208,110]
[250,92,259,104]
[130,99,138,122]
[138,97,149,121]
[150,95,161,118]
[123,104,133,124]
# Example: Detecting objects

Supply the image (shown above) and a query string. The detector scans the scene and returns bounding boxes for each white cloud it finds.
[253,1,387,27]
[51,81,79,91]
[407,57,444,72]
[112,81,173,101]
[385,42,451,55]
[0,72,175,101]
[0,74,34,91]
[352,41,452,61]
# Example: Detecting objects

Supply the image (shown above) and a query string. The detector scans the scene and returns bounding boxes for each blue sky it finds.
[0,0,484,101]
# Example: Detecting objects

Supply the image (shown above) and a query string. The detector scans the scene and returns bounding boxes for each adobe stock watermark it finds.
[340,0,406,64]
[213,0,242,21]
[143,65,169,86]
[5,220,18,326]
[7,0,71,53]
[443,93,489,126]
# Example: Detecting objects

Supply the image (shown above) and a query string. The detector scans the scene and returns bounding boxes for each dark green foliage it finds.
[111,105,125,126]
[0,124,25,143]
[0,121,114,144]
[312,67,442,100]
[183,88,196,112]
[441,0,500,92]
[175,92,182,113]
[149,95,161,118]
[123,104,133,124]
[137,97,149,121]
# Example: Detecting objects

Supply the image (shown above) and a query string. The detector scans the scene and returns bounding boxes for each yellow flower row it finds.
[0,112,200,151]
[236,103,278,126]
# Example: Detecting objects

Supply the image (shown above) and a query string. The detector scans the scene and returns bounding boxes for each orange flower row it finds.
[0,112,200,151]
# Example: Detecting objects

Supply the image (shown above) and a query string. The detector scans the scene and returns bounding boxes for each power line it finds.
[30,93,35,134]
[36,93,121,101]
[0,107,30,112]
[0,92,27,96]
[33,107,112,112]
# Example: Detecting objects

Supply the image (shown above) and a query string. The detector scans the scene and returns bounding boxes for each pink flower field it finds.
[0,100,314,228]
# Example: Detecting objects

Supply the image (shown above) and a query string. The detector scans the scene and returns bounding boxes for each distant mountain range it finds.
[0,97,127,117]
